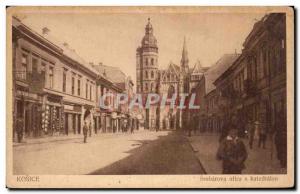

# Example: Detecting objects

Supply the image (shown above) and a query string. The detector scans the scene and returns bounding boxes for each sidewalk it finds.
[13,128,146,147]
[187,133,287,174]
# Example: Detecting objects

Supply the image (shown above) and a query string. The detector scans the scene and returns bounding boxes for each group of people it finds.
[216,112,287,174]
[245,119,267,149]
[82,118,138,143]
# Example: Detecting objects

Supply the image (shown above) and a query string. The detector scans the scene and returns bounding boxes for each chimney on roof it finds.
[42,27,50,35]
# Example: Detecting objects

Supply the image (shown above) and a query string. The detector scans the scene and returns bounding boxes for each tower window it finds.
[151,71,154,78]
[151,58,154,66]
[145,58,148,66]
[145,83,148,91]
[145,71,148,79]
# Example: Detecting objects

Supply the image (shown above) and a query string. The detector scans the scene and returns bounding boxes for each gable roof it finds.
[190,60,209,75]
[205,54,240,93]
[160,62,181,82]
[92,64,126,89]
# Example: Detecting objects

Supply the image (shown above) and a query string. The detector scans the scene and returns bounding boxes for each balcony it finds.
[15,70,46,93]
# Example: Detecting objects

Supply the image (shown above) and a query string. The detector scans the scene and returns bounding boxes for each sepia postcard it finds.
[6,6,294,188]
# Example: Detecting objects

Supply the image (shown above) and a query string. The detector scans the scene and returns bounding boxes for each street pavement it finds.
[188,132,287,174]
[13,130,205,175]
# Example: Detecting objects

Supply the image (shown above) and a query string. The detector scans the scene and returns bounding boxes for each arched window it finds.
[145,83,148,91]
[145,71,148,79]
[151,71,154,78]
[151,58,154,66]
[167,85,175,98]
[145,58,148,66]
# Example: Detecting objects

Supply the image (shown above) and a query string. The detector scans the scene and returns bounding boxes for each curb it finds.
[185,136,207,174]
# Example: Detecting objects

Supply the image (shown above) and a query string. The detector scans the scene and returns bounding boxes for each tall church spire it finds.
[181,36,189,71]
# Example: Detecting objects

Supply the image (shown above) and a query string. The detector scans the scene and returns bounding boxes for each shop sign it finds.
[64,105,74,110]
[17,90,38,99]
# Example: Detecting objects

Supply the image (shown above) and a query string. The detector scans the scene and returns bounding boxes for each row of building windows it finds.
[247,39,285,83]
[144,70,155,79]
[163,73,177,82]
[230,39,285,96]
[144,82,156,92]
[19,48,95,101]
[144,57,157,66]
[137,82,156,93]
[20,50,55,89]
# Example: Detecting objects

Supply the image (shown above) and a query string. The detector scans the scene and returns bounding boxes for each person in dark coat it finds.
[16,118,23,143]
[246,119,255,149]
[83,121,88,143]
[258,121,267,149]
[217,128,248,174]
[131,118,135,133]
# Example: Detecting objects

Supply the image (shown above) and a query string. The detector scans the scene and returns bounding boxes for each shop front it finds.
[14,89,43,139]
[93,108,102,134]
[42,94,63,136]
[63,103,82,135]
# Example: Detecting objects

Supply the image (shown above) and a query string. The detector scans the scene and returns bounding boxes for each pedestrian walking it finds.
[16,118,23,143]
[246,119,255,149]
[131,118,135,133]
[258,121,267,149]
[88,121,92,137]
[217,128,248,174]
[83,121,88,143]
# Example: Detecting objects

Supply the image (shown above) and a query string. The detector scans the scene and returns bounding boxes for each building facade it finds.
[213,13,287,136]
[12,16,130,141]
[198,54,240,133]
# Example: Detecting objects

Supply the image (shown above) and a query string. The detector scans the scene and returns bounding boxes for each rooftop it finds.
[204,53,240,93]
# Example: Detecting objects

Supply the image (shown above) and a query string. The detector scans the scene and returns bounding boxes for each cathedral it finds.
[136,18,208,130]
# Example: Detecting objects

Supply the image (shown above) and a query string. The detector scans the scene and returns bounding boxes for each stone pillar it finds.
[80,106,84,134]
[74,113,77,134]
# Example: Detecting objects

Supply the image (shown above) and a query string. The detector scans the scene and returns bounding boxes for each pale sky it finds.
[18,12,264,84]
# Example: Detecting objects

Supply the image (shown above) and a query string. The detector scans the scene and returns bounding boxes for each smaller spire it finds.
[183,36,186,50]
[181,36,189,69]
